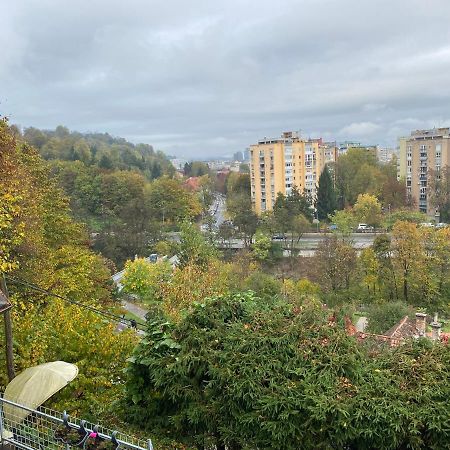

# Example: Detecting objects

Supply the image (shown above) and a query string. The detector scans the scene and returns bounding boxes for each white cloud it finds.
[338,122,381,139]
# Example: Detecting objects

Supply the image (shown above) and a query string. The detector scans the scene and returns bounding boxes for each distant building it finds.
[376,147,397,164]
[170,158,188,170]
[335,141,377,158]
[355,312,447,346]
[398,127,450,216]
[249,131,326,214]
[205,160,230,171]
[233,151,244,162]
[321,142,339,165]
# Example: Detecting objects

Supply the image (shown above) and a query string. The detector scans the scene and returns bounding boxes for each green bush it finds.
[366,301,415,334]
[125,292,450,450]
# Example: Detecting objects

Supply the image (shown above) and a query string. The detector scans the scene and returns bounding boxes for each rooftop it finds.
[410,127,450,140]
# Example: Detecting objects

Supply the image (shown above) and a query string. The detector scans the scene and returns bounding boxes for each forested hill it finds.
[9,124,202,268]
[18,125,175,179]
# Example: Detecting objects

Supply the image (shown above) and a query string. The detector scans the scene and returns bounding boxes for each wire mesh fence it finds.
[0,394,153,450]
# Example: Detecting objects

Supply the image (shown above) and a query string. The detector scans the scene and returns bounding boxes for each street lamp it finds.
[311,206,319,233]
[435,209,440,224]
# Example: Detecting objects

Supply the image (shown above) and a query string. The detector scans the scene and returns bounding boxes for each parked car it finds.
[272,234,284,240]
[328,224,338,231]
[357,223,374,233]
[435,222,448,229]
[419,222,434,228]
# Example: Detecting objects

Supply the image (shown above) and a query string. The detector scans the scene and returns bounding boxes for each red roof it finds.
[183,177,201,191]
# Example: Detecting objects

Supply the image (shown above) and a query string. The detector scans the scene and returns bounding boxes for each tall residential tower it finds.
[398,128,450,216]
[249,132,326,214]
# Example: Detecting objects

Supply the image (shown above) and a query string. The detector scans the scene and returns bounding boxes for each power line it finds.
[4,275,147,332]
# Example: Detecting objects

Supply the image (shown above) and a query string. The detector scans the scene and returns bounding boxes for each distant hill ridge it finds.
[17,124,174,179]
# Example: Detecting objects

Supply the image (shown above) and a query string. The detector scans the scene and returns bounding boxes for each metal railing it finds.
[0,394,153,450]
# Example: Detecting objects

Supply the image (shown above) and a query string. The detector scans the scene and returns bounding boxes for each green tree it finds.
[273,188,313,249]
[73,139,92,164]
[383,208,429,230]
[316,165,337,220]
[328,209,357,236]
[372,234,398,301]
[366,301,414,334]
[227,193,258,247]
[335,148,384,206]
[125,291,450,449]
[251,230,274,262]
[177,222,217,270]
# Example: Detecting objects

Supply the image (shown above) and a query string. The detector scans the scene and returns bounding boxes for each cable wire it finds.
[4,275,147,331]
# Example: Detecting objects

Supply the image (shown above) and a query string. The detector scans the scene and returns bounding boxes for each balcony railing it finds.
[0,394,153,450]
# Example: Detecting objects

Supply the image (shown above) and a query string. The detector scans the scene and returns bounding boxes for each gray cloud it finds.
[1,0,450,158]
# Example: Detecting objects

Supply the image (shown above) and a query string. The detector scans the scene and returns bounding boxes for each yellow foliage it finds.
[160,260,232,321]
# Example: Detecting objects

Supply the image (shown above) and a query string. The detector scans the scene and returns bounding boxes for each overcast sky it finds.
[1,0,450,159]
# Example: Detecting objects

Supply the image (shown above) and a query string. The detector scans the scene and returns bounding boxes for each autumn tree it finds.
[147,177,202,223]
[0,120,136,419]
[428,166,450,222]
[358,247,379,300]
[122,258,172,304]
[390,222,424,303]
[315,235,357,295]
[353,193,382,227]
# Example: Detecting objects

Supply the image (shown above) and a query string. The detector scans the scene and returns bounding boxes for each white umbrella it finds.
[3,361,78,424]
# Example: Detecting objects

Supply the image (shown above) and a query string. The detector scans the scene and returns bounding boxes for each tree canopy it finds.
[126,291,450,450]
[0,118,136,419]
[316,165,337,221]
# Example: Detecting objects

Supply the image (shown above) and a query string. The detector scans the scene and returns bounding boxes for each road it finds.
[217,233,378,251]
[116,300,148,334]
[121,300,148,320]
[210,194,226,227]
[282,233,377,250]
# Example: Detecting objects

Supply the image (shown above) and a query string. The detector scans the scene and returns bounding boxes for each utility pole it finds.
[0,275,16,381]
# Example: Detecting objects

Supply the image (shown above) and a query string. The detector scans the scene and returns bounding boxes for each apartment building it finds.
[249,132,326,214]
[398,128,450,216]
[376,147,397,164]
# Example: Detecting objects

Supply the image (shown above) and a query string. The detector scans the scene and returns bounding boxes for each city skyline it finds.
[2,0,450,158]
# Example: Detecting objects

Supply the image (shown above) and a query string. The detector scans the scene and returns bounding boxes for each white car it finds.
[357,223,374,233]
